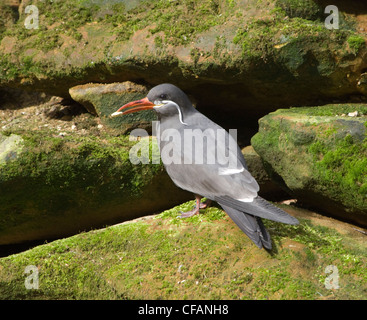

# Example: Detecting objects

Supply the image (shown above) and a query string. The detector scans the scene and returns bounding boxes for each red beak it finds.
[111,97,155,117]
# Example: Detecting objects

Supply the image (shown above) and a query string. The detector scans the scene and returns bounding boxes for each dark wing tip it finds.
[215,195,300,225]
[288,216,300,225]
[219,203,273,250]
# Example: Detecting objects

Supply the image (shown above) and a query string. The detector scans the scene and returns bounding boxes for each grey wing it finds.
[164,162,259,203]
[215,195,299,225]
[160,119,259,202]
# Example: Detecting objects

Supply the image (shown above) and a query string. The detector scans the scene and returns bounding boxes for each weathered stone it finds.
[242,145,289,200]
[0,129,191,245]
[1,199,367,299]
[1,0,367,245]
[1,0,367,132]
[251,104,367,226]
[69,82,155,134]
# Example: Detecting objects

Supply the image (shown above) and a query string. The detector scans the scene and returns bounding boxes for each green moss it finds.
[154,35,163,48]
[0,201,366,299]
[0,0,236,83]
[232,1,361,68]
[252,105,367,219]
[148,0,224,45]
[2,0,98,45]
[275,0,322,20]
[190,48,201,66]
[233,18,277,61]
[32,30,64,51]
[100,0,231,45]
[286,104,367,116]
[0,129,164,236]
[347,35,366,53]
[308,134,367,210]
[38,0,99,29]
[0,52,56,82]
[0,54,19,81]
[10,0,229,48]
[232,12,343,63]
[0,0,364,89]
[0,4,17,39]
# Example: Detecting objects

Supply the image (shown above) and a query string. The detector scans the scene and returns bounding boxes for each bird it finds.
[111,83,299,249]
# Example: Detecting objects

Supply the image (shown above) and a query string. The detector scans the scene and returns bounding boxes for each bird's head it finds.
[111,83,194,125]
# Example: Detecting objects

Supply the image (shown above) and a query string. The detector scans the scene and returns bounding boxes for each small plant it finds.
[275,0,322,20]
[347,35,366,53]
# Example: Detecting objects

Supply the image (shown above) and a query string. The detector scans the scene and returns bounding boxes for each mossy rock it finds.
[0,129,191,245]
[1,201,366,299]
[251,104,367,226]
[242,145,289,200]
[275,0,323,20]
[69,82,155,134]
[1,0,367,125]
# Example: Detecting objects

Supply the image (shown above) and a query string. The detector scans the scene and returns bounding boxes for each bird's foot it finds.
[179,207,200,218]
[179,199,212,218]
[199,199,212,209]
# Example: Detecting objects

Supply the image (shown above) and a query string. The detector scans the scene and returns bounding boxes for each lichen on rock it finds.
[251,104,367,226]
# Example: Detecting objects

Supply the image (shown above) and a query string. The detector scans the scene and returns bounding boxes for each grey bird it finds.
[111,83,299,249]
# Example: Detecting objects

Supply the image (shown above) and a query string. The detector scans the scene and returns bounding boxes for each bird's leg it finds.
[199,198,212,209]
[179,195,203,218]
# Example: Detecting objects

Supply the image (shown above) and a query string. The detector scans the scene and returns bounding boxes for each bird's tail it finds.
[215,195,299,225]
[219,203,272,250]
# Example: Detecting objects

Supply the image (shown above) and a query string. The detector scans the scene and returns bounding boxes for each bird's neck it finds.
[157,105,196,127]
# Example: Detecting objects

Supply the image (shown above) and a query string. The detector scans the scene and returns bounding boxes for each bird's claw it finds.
[178,209,199,218]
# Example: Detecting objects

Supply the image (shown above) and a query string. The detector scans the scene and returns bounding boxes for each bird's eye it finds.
[160,94,167,100]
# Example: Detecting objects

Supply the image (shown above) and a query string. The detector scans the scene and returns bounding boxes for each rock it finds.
[43,97,87,120]
[1,201,367,299]
[0,133,23,164]
[69,82,155,134]
[0,129,191,245]
[1,0,367,132]
[242,145,289,200]
[251,104,367,226]
[357,72,367,96]
[347,111,358,117]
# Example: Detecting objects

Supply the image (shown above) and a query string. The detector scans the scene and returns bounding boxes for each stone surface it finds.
[1,0,367,131]
[242,145,289,200]
[0,129,191,245]
[69,82,155,134]
[1,201,366,300]
[251,104,367,226]
[1,0,367,245]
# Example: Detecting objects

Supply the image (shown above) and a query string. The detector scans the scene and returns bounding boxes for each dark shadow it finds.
[0,239,54,258]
